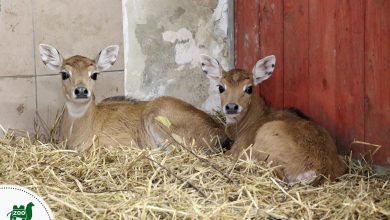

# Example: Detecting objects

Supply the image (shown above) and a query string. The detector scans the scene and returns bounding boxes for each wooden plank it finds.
[234,0,261,70]
[364,0,390,167]
[283,0,310,114]
[308,0,337,141]
[335,0,365,155]
[258,0,284,108]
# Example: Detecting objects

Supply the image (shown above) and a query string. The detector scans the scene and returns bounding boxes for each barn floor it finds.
[0,133,389,219]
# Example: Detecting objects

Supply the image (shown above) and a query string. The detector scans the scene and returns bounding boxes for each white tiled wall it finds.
[0,0,124,136]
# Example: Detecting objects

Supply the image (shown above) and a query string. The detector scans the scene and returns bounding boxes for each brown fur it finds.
[58,55,227,152]
[220,69,346,182]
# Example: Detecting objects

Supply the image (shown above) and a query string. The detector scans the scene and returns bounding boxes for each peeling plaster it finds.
[212,0,228,40]
[162,28,199,67]
[123,0,232,111]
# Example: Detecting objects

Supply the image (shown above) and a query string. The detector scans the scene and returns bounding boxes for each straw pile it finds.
[0,133,389,219]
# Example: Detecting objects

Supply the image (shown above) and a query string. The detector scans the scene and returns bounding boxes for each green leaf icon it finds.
[155,116,172,128]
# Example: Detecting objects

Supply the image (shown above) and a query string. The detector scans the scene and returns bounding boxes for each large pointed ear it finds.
[200,54,223,82]
[252,55,276,85]
[95,45,119,72]
[39,44,63,72]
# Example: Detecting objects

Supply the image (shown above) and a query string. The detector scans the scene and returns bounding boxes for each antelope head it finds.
[39,44,119,118]
[200,54,276,124]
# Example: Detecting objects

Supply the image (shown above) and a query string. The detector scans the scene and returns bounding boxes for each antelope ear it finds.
[96,45,119,71]
[252,55,276,85]
[39,44,63,72]
[200,54,222,82]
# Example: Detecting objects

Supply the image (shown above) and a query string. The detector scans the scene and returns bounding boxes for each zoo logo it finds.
[0,185,53,220]
[7,202,34,220]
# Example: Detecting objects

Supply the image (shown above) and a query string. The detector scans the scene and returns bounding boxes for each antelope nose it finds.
[225,103,239,114]
[74,87,89,98]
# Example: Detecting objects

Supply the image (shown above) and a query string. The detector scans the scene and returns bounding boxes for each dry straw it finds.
[0,132,389,219]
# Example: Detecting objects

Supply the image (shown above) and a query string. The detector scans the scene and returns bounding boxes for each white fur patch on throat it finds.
[225,115,238,124]
[66,101,92,119]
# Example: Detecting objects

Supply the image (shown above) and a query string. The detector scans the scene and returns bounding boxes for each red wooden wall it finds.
[234,0,390,167]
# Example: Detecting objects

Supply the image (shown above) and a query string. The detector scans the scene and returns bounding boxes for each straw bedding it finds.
[0,133,389,219]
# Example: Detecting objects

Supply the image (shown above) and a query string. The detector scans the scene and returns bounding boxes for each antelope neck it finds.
[64,98,95,136]
[228,93,268,136]
[66,99,95,119]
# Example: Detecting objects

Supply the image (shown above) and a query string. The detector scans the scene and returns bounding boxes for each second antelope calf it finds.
[39,44,228,152]
[200,54,346,183]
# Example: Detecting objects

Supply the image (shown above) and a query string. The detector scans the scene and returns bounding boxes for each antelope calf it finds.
[200,54,346,183]
[39,44,228,152]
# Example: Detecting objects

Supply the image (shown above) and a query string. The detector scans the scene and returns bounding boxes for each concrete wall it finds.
[122,0,233,111]
[0,0,124,136]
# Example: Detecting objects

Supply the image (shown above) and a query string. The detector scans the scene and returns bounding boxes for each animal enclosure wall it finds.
[235,0,390,167]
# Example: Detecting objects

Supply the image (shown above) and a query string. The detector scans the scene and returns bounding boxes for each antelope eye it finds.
[60,71,70,80]
[217,84,225,93]
[245,85,253,94]
[90,72,98,80]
